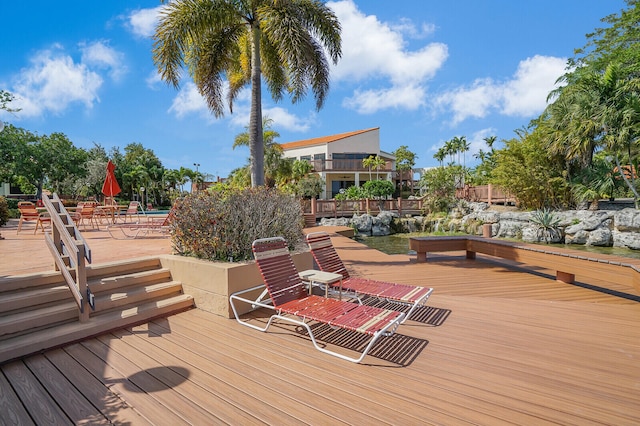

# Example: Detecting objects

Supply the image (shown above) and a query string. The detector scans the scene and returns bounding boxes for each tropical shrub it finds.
[0,197,8,226]
[363,180,394,210]
[529,208,562,243]
[491,129,570,209]
[295,174,325,199]
[418,166,460,214]
[171,186,304,262]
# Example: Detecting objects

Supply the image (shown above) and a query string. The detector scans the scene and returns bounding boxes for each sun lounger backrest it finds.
[252,237,308,308]
[306,232,351,279]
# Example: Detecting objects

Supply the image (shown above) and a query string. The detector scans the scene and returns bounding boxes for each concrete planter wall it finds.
[159,251,313,318]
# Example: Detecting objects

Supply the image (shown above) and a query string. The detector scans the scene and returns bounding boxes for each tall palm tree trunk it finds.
[249,24,265,187]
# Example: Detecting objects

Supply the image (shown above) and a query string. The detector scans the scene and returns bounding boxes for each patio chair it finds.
[306,232,433,324]
[229,237,405,363]
[34,212,51,233]
[17,202,40,234]
[76,202,99,230]
[123,201,141,222]
[106,212,172,239]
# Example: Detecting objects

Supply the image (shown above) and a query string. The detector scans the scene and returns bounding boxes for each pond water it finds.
[356,233,640,260]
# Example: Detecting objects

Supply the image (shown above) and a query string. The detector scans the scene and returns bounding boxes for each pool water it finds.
[356,233,640,260]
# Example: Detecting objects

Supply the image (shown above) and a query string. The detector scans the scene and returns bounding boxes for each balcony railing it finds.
[308,159,393,172]
[302,197,424,218]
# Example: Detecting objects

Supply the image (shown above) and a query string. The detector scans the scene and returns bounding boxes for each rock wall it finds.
[319,202,640,250]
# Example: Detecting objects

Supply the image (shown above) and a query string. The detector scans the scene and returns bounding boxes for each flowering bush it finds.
[171,186,304,261]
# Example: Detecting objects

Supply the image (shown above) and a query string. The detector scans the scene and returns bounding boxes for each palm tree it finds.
[153,0,341,187]
[459,136,470,170]
[233,116,284,186]
[371,155,386,180]
[433,148,446,167]
[546,64,640,205]
[362,155,376,181]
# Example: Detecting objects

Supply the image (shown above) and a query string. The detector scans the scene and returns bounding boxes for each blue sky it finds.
[0,0,627,180]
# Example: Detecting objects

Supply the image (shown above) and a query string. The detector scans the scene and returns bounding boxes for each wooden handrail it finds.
[42,193,93,321]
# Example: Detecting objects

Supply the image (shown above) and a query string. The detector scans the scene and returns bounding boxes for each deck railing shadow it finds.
[302,323,429,367]
[359,297,451,326]
[243,311,428,366]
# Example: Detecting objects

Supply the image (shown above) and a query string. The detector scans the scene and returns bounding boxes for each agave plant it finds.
[529,208,561,243]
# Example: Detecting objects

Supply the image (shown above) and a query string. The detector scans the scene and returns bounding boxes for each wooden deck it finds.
[1,225,640,424]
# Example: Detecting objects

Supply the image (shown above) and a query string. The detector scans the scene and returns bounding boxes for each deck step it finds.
[89,268,173,293]
[0,300,77,338]
[93,280,184,313]
[0,256,195,365]
[0,284,73,313]
[86,257,163,280]
[0,294,194,364]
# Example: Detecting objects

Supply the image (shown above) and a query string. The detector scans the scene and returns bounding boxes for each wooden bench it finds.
[409,236,640,292]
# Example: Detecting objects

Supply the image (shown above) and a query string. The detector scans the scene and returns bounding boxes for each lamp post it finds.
[140,187,145,210]
[193,163,200,192]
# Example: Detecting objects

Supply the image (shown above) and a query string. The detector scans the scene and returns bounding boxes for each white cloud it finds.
[263,106,315,132]
[145,70,163,89]
[344,84,427,114]
[80,40,127,81]
[168,82,209,119]
[501,55,567,116]
[435,55,568,124]
[169,82,314,133]
[11,46,103,117]
[327,0,447,114]
[128,6,164,38]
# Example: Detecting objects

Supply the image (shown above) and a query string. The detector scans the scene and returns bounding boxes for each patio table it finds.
[299,269,344,299]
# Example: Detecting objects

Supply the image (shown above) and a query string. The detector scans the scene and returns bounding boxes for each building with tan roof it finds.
[280,127,396,199]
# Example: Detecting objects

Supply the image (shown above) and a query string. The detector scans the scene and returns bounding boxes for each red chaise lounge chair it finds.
[306,231,433,324]
[229,237,405,363]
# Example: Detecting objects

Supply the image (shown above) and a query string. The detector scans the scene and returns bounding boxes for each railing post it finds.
[488,184,493,206]
[76,243,90,322]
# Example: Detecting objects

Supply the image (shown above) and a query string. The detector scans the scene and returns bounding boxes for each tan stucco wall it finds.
[159,252,313,319]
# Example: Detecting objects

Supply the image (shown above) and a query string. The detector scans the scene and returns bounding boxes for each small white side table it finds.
[299,269,344,299]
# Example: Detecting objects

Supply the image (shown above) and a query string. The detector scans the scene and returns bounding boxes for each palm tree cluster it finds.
[433,136,470,168]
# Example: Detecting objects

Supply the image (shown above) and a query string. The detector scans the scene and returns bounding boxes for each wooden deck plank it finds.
[94,330,275,425]
[79,337,227,425]
[23,354,110,425]
[43,348,152,426]
[116,323,351,425]
[63,342,189,425]
[176,308,540,425]
[2,360,72,425]
[145,314,425,425]
[0,369,35,426]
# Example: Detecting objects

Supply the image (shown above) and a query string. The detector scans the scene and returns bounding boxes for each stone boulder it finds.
[587,228,612,246]
[319,217,351,227]
[521,224,564,244]
[614,208,640,232]
[565,229,589,245]
[613,230,640,250]
[351,214,373,236]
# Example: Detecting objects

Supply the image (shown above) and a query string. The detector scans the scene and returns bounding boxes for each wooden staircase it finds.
[0,257,194,364]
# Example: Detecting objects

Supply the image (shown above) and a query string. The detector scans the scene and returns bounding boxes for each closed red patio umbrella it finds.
[102,160,121,198]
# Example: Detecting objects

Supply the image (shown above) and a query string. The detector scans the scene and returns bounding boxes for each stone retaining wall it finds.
[319,202,640,250]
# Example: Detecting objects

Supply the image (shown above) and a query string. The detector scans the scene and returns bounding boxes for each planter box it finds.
[159,252,313,318]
